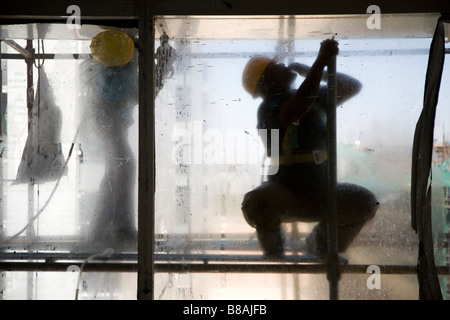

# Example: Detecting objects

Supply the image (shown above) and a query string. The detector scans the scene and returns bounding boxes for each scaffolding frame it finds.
[1,0,450,300]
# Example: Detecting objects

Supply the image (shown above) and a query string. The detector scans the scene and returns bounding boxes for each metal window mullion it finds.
[137,0,156,300]
[0,41,3,241]
[326,55,339,300]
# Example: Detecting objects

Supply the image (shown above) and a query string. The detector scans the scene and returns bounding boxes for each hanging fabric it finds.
[411,14,450,300]
[15,67,65,184]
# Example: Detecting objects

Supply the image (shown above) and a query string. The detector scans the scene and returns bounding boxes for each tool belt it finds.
[271,122,327,165]
[271,149,328,165]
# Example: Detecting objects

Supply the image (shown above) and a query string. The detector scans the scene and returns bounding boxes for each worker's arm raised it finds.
[279,38,339,126]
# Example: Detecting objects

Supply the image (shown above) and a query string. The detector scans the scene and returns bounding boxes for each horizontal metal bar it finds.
[1,0,138,18]
[0,16,138,21]
[0,261,436,275]
[0,261,138,273]
[154,1,450,15]
[0,252,332,264]
[155,263,424,275]
[0,250,427,275]
[2,48,449,62]
[2,0,450,17]
[0,53,87,60]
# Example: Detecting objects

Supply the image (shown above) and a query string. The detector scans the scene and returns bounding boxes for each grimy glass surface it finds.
[0,14,449,300]
[154,14,449,300]
[0,27,139,299]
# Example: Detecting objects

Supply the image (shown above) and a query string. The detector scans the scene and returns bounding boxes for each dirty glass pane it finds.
[154,14,438,300]
[431,21,450,300]
[0,271,136,300]
[0,14,445,301]
[0,24,138,299]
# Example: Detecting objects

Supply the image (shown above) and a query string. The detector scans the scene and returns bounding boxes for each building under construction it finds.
[0,0,450,302]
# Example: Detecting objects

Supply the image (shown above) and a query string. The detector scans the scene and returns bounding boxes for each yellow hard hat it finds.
[90,30,135,67]
[242,56,277,98]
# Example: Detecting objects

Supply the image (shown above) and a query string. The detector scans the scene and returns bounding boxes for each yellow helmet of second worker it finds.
[242,56,278,98]
[90,30,135,67]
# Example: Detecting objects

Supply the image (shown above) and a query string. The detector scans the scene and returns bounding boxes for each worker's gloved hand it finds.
[317,37,339,66]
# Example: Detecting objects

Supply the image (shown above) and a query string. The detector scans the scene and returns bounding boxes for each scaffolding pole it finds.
[0,41,3,242]
[137,0,156,301]
[25,40,36,242]
[0,260,429,275]
[326,55,339,300]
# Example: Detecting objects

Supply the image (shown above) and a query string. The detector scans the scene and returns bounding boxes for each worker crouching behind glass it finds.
[241,38,379,260]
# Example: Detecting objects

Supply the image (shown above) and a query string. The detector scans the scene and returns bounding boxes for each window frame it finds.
[1,0,450,300]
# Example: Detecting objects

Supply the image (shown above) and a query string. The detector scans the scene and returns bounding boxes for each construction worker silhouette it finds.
[241,38,379,259]
[81,30,138,246]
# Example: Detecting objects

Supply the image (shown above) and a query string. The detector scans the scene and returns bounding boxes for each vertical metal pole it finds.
[326,55,339,300]
[25,40,35,240]
[137,0,156,300]
[284,15,302,300]
[0,40,3,139]
[0,42,4,300]
[25,39,35,300]
[0,41,3,242]
[25,40,35,135]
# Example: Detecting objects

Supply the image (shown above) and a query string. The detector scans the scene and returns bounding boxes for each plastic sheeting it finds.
[15,68,65,184]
